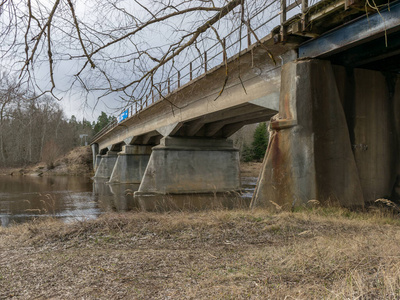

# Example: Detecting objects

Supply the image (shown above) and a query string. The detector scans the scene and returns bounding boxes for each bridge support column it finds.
[93,154,102,172]
[109,145,152,184]
[94,151,118,179]
[251,59,364,209]
[91,143,99,171]
[134,137,240,199]
[346,69,399,203]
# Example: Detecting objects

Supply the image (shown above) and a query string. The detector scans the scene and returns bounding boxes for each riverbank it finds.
[0,146,93,177]
[1,208,400,299]
[0,147,262,178]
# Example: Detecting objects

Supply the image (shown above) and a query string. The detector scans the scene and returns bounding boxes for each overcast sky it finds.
[0,0,283,122]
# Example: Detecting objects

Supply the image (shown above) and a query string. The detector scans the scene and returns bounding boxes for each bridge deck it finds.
[92,0,399,152]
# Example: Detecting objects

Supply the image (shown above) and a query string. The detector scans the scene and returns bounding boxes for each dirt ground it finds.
[1,208,400,299]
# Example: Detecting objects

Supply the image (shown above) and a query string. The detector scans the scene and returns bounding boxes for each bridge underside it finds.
[92,1,400,208]
[252,59,400,209]
[252,2,400,208]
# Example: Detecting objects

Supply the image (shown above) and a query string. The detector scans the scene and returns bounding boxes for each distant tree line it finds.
[0,75,114,167]
[241,122,269,162]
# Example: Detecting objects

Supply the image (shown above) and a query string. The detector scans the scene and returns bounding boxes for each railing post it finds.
[204,51,208,73]
[223,38,227,63]
[280,0,287,42]
[178,71,181,88]
[168,78,171,94]
[152,89,154,104]
[190,62,193,81]
[301,0,308,32]
[247,20,251,48]
[159,83,162,100]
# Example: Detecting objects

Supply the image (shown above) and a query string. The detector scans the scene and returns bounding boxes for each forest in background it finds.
[0,75,114,167]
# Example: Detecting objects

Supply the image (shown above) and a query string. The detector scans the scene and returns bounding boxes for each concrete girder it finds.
[221,123,248,138]
[204,108,276,137]
[109,142,125,152]
[299,1,400,59]
[156,122,183,137]
[185,119,205,136]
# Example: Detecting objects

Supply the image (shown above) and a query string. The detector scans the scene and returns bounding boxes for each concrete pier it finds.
[93,151,118,179]
[251,60,365,209]
[94,154,102,172]
[91,144,99,171]
[349,69,399,203]
[134,137,240,198]
[109,145,152,184]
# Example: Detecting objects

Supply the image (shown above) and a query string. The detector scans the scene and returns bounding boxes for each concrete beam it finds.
[299,1,400,58]
[185,119,205,136]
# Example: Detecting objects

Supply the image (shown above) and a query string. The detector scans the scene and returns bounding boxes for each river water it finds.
[0,176,257,227]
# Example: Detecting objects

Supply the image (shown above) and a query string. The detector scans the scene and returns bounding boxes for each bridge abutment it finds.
[93,151,118,179]
[134,137,241,199]
[252,59,365,209]
[109,145,152,184]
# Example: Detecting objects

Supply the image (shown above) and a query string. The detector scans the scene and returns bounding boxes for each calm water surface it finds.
[0,175,257,227]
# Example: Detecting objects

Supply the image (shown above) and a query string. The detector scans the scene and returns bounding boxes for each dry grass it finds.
[1,207,400,299]
[240,161,263,177]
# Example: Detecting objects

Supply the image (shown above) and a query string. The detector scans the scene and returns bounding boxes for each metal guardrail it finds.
[91,0,325,143]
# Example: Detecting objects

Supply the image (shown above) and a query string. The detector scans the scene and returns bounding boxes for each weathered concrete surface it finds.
[94,154,102,172]
[251,59,364,209]
[93,44,293,152]
[134,137,240,197]
[394,79,400,199]
[109,145,151,184]
[93,151,118,179]
[91,144,99,171]
[349,70,399,203]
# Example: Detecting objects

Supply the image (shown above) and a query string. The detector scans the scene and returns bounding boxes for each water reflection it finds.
[0,176,100,226]
[93,179,140,212]
[94,177,256,212]
[0,175,257,227]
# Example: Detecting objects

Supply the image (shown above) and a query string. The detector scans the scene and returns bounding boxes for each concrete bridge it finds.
[91,0,400,209]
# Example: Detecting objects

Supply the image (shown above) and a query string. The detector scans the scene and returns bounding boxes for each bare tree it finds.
[0,0,278,109]
[0,74,83,166]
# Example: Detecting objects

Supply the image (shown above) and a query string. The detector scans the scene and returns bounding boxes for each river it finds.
[0,175,257,227]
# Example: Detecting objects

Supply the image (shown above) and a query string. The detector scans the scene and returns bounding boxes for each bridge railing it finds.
[92,0,325,143]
